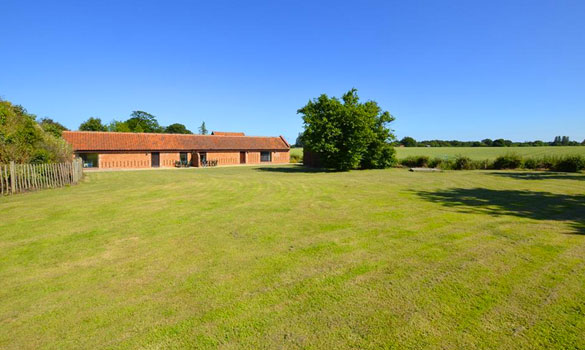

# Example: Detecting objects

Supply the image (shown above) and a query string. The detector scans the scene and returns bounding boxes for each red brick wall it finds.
[160,152,192,167]
[243,151,289,164]
[98,152,192,168]
[93,150,288,169]
[247,152,261,164]
[207,151,241,165]
[272,151,289,163]
[99,153,151,168]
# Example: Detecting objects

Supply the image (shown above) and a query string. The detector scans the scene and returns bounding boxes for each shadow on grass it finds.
[416,188,585,235]
[488,172,585,181]
[255,165,335,173]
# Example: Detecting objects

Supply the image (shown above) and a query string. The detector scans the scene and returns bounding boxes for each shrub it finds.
[552,155,585,172]
[522,157,539,169]
[428,157,444,168]
[290,154,303,163]
[453,155,473,170]
[493,153,522,169]
[400,156,429,168]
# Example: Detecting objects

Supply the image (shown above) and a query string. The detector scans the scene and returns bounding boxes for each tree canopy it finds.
[165,123,192,134]
[79,117,108,131]
[39,118,69,137]
[79,112,197,134]
[0,99,72,163]
[399,136,417,147]
[125,111,163,133]
[298,88,396,171]
[199,121,208,135]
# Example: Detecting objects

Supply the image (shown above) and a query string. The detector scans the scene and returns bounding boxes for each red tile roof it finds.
[63,131,290,152]
[211,131,245,136]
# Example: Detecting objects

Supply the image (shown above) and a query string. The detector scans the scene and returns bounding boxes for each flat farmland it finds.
[395,146,585,160]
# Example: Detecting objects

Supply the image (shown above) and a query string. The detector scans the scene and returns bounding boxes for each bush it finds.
[400,156,429,168]
[453,155,473,170]
[552,155,585,172]
[493,153,522,169]
[290,154,303,163]
[428,157,445,169]
[522,157,539,169]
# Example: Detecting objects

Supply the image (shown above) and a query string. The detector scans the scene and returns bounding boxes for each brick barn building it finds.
[62,131,290,169]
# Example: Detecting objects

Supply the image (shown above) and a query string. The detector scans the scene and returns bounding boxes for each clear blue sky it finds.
[1,0,584,143]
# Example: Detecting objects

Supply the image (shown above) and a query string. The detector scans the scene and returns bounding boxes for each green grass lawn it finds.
[1,166,585,349]
[396,146,585,160]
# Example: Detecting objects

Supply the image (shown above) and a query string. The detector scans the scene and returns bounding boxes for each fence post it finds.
[9,161,15,195]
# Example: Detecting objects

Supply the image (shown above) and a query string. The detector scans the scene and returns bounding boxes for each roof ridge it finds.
[65,131,281,138]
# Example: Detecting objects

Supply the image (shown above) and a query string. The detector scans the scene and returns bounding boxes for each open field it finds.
[1,166,585,349]
[290,147,303,159]
[290,146,585,161]
[396,146,585,160]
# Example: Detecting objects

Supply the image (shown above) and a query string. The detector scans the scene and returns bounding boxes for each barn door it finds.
[151,152,160,167]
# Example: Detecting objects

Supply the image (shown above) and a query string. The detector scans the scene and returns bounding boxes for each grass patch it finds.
[395,146,585,160]
[1,166,585,349]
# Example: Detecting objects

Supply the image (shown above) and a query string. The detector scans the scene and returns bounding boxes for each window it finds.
[260,151,271,162]
[180,152,188,165]
[79,153,99,168]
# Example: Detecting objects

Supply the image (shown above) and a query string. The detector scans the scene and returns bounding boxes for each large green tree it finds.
[79,117,108,131]
[39,118,69,137]
[126,111,163,133]
[165,123,192,134]
[0,99,72,163]
[399,136,417,147]
[298,89,396,170]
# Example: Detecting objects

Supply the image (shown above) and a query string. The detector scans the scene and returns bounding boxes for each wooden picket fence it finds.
[0,159,83,196]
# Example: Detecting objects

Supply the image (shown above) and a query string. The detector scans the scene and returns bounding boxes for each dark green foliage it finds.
[39,118,68,137]
[492,139,512,147]
[298,88,396,171]
[294,132,304,147]
[289,154,303,163]
[0,99,72,163]
[415,138,578,147]
[400,156,430,168]
[453,155,473,170]
[400,136,417,147]
[428,157,446,169]
[79,117,108,131]
[522,158,537,169]
[552,156,585,172]
[493,153,523,169]
[165,123,192,134]
[199,121,208,135]
[126,111,163,133]
[552,136,571,146]
[398,152,584,173]
[107,120,131,132]
[84,113,194,135]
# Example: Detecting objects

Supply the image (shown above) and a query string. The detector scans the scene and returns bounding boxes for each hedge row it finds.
[400,154,585,172]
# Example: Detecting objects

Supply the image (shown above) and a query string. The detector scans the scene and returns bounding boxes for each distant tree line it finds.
[396,136,585,147]
[79,112,208,135]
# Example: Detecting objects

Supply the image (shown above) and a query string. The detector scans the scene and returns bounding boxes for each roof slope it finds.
[63,131,290,152]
